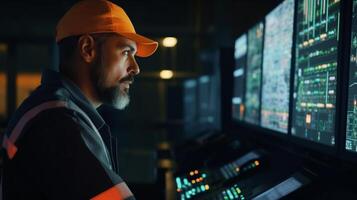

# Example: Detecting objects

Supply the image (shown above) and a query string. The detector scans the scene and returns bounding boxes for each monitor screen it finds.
[346,0,357,152]
[244,23,264,125]
[261,0,295,133]
[232,34,247,121]
[183,79,198,134]
[198,76,213,125]
[197,74,221,132]
[291,0,340,146]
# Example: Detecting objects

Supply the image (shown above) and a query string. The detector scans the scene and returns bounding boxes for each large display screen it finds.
[232,35,247,121]
[244,23,264,125]
[346,0,357,152]
[261,0,295,133]
[292,0,340,146]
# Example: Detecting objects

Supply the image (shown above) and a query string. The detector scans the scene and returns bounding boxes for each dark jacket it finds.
[2,69,135,200]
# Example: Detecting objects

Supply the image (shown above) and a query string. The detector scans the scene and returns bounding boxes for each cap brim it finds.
[119,33,158,57]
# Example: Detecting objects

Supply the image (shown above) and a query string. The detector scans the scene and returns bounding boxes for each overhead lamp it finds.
[162,37,177,47]
[159,70,174,79]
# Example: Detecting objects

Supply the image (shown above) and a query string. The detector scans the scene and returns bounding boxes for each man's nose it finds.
[128,55,140,75]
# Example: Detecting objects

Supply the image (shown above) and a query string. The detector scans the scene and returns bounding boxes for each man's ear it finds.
[78,34,97,63]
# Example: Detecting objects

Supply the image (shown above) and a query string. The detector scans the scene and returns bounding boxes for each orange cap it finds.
[55,0,158,57]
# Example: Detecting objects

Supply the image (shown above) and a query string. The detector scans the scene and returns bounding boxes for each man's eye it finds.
[123,50,130,55]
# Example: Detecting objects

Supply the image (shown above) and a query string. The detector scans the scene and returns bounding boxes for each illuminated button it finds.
[191,180,196,184]
[254,160,260,166]
[236,188,241,194]
[231,188,238,196]
[189,171,194,176]
[181,194,185,200]
[205,184,209,190]
[185,192,190,199]
[176,177,182,189]
[227,189,234,199]
[177,189,182,192]
[235,167,240,172]
[194,170,199,174]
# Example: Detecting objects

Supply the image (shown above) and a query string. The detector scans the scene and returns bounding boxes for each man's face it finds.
[90,34,139,109]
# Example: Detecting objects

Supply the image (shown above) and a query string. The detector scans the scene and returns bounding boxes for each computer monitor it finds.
[291,0,340,146]
[198,49,222,132]
[346,0,357,152]
[198,76,212,126]
[244,22,264,125]
[197,75,220,132]
[183,79,198,134]
[260,0,295,133]
[232,34,247,121]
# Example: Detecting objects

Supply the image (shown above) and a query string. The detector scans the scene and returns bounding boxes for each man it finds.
[1,0,158,199]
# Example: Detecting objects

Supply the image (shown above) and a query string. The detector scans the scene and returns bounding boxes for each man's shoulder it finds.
[31,106,79,127]
[26,102,96,140]
[6,84,72,129]
[20,107,82,143]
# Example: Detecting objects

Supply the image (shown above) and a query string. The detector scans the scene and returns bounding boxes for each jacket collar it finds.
[41,69,106,130]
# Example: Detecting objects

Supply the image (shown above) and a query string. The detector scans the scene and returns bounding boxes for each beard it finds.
[90,54,132,110]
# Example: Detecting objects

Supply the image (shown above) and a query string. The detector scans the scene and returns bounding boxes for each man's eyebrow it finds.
[118,44,136,52]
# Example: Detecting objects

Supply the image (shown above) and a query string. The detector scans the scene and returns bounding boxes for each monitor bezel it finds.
[337,0,357,163]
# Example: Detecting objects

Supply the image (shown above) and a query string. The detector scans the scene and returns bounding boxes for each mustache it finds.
[120,75,135,83]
